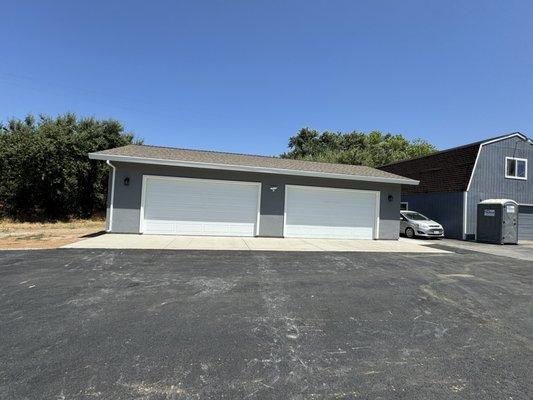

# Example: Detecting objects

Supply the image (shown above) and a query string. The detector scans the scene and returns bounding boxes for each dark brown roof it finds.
[379,132,528,193]
[89,144,417,184]
[380,143,480,193]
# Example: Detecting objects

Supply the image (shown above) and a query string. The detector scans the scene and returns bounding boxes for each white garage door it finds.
[518,212,533,240]
[141,176,260,236]
[284,185,379,239]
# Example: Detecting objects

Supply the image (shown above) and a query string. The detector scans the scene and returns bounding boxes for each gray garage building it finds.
[89,145,418,240]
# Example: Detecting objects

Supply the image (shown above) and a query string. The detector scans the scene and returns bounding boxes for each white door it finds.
[141,176,260,236]
[284,185,378,239]
[518,212,533,240]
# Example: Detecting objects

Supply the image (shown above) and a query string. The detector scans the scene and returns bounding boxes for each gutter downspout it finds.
[106,160,116,233]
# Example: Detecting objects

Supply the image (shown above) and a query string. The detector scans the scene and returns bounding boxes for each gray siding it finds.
[108,161,401,239]
[401,192,464,239]
[105,170,112,232]
[466,136,533,237]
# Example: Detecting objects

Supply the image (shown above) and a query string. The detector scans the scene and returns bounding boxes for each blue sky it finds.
[1,1,531,155]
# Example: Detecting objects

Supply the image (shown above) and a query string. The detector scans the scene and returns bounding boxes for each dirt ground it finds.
[0,219,105,249]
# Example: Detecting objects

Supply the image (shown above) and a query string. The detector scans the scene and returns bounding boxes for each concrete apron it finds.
[63,234,448,253]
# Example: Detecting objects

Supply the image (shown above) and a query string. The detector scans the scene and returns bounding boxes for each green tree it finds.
[281,128,436,167]
[0,113,141,220]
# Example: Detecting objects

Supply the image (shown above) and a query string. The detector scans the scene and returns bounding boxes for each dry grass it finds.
[0,218,105,249]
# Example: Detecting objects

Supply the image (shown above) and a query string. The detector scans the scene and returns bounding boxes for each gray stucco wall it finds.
[401,192,464,239]
[466,136,533,237]
[107,161,402,239]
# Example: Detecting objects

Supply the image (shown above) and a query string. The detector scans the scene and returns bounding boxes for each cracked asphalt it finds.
[0,248,531,399]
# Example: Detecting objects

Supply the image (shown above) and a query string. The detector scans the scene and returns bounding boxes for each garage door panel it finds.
[518,212,533,240]
[286,204,375,227]
[142,177,259,236]
[286,225,374,239]
[284,185,377,239]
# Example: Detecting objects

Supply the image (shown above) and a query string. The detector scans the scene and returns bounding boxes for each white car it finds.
[400,210,444,238]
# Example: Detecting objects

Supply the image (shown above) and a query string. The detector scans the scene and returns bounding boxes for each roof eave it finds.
[89,153,419,186]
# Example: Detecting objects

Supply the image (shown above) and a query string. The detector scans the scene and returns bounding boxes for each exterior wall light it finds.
[388,194,394,202]
[270,186,278,192]
[123,177,130,186]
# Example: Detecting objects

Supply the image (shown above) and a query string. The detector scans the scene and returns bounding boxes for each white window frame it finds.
[505,157,528,180]
[400,201,409,211]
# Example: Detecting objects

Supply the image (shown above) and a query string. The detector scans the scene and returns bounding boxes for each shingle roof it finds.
[379,143,480,193]
[379,132,529,193]
[89,144,417,184]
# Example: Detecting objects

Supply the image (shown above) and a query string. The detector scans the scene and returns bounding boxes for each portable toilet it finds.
[476,199,518,244]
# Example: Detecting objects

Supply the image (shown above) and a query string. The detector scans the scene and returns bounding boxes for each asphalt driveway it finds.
[0,249,531,399]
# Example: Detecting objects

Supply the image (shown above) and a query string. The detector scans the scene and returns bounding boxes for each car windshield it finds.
[403,212,429,221]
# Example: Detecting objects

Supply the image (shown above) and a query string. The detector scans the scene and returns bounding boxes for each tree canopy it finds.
[0,113,141,220]
[281,128,436,167]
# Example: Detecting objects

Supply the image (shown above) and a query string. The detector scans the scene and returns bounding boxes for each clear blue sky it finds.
[1,1,531,155]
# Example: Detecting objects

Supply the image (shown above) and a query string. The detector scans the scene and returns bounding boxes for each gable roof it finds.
[89,144,418,185]
[379,132,529,193]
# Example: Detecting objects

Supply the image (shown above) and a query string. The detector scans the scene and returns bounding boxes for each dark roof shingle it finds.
[379,143,480,193]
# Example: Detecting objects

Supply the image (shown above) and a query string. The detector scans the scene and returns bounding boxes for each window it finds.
[400,202,409,210]
[402,211,430,221]
[505,157,528,180]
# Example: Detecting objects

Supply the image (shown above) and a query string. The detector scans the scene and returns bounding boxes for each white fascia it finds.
[89,153,419,186]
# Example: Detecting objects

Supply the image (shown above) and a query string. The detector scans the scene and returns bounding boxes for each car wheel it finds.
[405,227,415,238]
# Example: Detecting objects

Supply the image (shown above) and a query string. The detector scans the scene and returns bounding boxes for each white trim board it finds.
[89,153,419,186]
[255,183,262,236]
[106,160,116,232]
[504,156,528,180]
[375,191,381,239]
